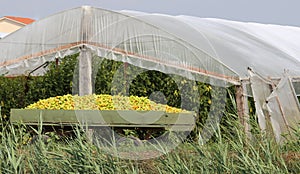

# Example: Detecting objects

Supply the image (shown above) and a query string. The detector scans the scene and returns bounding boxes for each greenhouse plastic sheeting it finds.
[249,70,272,131]
[1,6,300,84]
[265,76,300,142]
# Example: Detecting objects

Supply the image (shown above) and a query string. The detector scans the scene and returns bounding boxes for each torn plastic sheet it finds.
[265,76,300,142]
[249,70,272,131]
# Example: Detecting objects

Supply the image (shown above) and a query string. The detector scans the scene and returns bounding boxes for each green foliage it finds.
[25,54,78,102]
[94,60,213,120]
[0,120,299,173]
[93,60,216,140]
[0,54,237,141]
[0,54,78,122]
[94,58,122,94]
[0,76,27,120]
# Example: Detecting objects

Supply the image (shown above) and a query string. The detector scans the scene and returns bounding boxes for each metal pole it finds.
[79,46,93,96]
[78,6,93,96]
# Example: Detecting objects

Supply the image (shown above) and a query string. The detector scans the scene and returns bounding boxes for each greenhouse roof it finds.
[0,6,300,83]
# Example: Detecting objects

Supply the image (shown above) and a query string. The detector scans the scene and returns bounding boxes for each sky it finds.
[1,0,300,27]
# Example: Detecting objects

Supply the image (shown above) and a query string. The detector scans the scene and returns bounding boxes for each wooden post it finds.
[236,82,250,136]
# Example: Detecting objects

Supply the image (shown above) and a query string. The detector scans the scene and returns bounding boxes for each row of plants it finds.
[25,94,188,113]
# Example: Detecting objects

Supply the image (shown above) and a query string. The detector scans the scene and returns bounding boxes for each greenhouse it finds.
[0,6,300,142]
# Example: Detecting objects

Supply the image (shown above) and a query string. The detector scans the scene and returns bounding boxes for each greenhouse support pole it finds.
[78,46,93,96]
[78,6,93,96]
[236,82,250,136]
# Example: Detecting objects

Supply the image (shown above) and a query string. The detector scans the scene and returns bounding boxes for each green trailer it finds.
[10,109,196,144]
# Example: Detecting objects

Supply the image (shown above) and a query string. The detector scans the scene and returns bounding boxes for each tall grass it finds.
[0,117,299,174]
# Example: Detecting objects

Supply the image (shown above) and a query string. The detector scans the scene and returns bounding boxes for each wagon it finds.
[10,109,196,144]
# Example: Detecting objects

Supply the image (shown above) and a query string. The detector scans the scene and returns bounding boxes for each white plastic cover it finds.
[266,76,300,142]
[249,70,272,131]
[250,69,300,141]
[1,6,300,83]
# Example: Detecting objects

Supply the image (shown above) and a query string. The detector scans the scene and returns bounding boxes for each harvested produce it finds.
[25,94,188,113]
